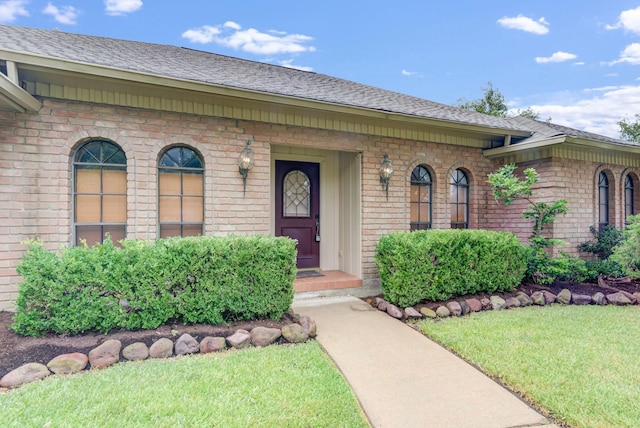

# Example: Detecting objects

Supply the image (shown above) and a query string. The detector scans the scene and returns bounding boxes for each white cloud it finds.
[497,14,549,35]
[610,43,640,65]
[606,6,640,33]
[517,85,640,138]
[279,59,313,72]
[182,22,316,55]
[401,69,420,76]
[181,26,220,44]
[0,0,29,23]
[535,51,578,64]
[104,0,142,16]
[43,3,79,25]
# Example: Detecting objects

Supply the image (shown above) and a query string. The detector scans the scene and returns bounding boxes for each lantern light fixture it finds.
[238,140,254,195]
[379,153,393,200]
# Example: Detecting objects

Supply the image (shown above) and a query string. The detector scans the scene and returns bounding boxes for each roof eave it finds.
[2,49,528,138]
[0,70,41,112]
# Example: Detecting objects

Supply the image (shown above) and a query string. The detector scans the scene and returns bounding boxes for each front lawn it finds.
[0,341,369,427]
[417,305,640,428]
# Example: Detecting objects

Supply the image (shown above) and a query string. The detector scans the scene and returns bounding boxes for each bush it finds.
[375,229,527,307]
[578,225,623,260]
[611,215,640,277]
[11,235,297,336]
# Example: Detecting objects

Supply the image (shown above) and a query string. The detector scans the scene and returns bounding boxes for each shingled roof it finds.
[506,116,631,146]
[0,25,528,133]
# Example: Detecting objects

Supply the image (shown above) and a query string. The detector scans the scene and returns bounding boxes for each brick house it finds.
[1,25,640,310]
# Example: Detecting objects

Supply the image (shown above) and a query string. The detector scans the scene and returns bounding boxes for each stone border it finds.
[370,288,640,320]
[0,315,317,389]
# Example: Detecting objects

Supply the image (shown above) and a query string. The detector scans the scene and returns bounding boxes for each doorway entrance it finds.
[275,160,320,269]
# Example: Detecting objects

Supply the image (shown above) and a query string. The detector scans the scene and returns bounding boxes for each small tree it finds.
[488,164,568,283]
[457,82,508,118]
[618,114,640,143]
[610,215,640,277]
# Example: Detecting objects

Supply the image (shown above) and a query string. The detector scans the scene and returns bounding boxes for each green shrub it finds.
[11,235,297,336]
[375,229,527,307]
[611,214,640,277]
[578,225,623,260]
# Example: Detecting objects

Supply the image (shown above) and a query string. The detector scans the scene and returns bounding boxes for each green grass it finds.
[417,305,640,428]
[0,341,369,428]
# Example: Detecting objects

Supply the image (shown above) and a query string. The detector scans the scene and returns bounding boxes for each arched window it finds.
[625,174,634,223]
[158,146,204,238]
[410,165,432,230]
[73,140,127,246]
[450,169,469,229]
[598,172,609,231]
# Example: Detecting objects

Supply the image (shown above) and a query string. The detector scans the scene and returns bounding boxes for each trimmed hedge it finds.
[11,235,297,336]
[375,229,527,307]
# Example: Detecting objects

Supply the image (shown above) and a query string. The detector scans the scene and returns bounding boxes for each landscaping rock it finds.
[200,336,226,353]
[531,291,546,306]
[480,298,492,310]
[122,342,149,361]
[250,327,282,347]
[47,353,88,375]
[226,329,252,349]
[465,298,482,312]
[607,292,632,305]
[515,292,533,307]
[174,334,200,356]
[297,315,317,337]
[490,295,506,310]
[446,301,462,316]
[435,306,450,317]
[0,363,50,388]
[557,289,572,305]
[543,291,557,304]
[281,324,309,343]
[386,304,403,319]
[89,339,121,369]
[459,300,470,315]
[504,297,521,309]
[634,292,640,303]
[376,298,389,311]
[572,294,592,305]
[149,338,174,358]
[404,307,423,318]
[592,292,607,305]
[619,290,637,304]
[420,307,437,318]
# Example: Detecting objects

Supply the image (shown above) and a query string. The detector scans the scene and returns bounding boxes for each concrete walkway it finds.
[292,296,557,428]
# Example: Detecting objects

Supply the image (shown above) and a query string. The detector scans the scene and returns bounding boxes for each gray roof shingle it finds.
[0,25,526,132]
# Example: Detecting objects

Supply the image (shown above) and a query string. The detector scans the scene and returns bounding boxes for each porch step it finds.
[293,270,362,293]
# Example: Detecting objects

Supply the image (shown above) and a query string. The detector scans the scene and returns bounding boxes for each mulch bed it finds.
[2,277,639,379]
[0,313,295,378]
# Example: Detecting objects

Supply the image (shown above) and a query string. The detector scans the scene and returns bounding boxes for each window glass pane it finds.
[419,203,430,222]
[160,224,181,239]
[159,196,182,222]
[183,172,204,196]
[75,195,101,222]
[103,225,125,245]
[160,147,181,167]
[159,171,182,194]
[102,195,127,222]
[76,225,102,246]
[76,168,101,193]
[183,197,204,222]
[284,170,311,217]
[102,169,126,194]
[410,203,419,223]
[182,224,203,237]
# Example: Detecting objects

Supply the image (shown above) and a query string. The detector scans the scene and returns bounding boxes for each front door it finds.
[275,161,320,269]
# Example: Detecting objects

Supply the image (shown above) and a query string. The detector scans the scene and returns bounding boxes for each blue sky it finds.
[2,1,640,138]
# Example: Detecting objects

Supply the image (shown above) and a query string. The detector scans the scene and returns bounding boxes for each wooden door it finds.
[275,161,320,269]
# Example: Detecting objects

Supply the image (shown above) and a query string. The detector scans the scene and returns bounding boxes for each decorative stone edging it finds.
[370,288,640,321]
[0,315,317,389]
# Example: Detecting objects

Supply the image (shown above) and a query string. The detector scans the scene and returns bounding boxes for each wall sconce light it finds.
[238,140,254,196]
[379,153,393,200]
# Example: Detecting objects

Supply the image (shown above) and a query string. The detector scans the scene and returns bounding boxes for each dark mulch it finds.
[0,313,295,378]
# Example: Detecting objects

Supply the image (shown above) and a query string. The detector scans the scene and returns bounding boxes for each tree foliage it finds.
[457,82,508,118]
[618,114,640,143]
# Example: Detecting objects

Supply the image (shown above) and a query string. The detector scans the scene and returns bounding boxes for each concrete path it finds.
[293,296,557,428]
